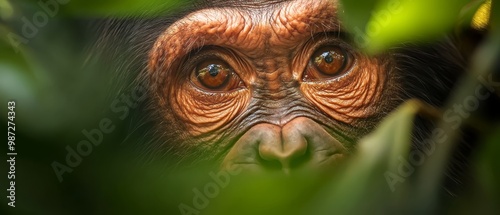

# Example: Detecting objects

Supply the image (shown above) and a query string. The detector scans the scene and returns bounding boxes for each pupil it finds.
[323,52,334,64]
[208,64,219,77]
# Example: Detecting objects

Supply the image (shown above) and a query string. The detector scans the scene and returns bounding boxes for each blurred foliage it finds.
[63,0,186,17]
[9,0,186,17]
[340,0,470,53]
[470,0,491,29]
[0,0,499,215]
[304,100,432,214]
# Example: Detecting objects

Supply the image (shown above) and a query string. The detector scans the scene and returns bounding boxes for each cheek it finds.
[300,58,387,124]
[169,83,251,136]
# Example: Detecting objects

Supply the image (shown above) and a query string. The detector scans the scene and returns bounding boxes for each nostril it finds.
[259,148,312,171]
[257,158,282,171]
[289,149,311,169]
[258,143,309,171]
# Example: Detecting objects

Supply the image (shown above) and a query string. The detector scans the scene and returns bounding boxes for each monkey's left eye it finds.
[191,59,243,91]
[302,46,352,81]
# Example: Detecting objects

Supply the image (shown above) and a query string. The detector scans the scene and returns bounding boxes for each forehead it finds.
[167,0,339,49]
[150,0,340,71]
[198,0,291,8]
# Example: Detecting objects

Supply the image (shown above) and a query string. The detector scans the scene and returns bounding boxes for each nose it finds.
[221,117,347,174]
[257,122,307,174]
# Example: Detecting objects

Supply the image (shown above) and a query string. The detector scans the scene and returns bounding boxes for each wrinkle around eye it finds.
[300,58,386,124]
[170,83,251,136]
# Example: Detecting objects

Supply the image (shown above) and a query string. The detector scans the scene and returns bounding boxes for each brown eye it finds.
[191,59,243,91]
[303,46,352,81]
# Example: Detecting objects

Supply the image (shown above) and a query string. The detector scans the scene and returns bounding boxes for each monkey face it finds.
[146,0,399,172]
[145,0,457,173]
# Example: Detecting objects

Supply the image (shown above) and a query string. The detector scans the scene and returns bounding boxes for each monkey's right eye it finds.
[302,46,352,82]
[190,59,243,91]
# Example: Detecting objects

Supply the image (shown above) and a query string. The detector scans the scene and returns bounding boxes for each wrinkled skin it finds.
[148,0,392,172]
[97,0,463,176]
[144,0,459,173]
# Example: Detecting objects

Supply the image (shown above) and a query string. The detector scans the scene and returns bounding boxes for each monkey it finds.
[92,0,476,196]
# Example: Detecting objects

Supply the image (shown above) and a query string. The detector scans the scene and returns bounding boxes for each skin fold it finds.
[147,0,401,172]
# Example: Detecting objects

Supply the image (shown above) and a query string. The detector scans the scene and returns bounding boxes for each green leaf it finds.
[0,0,13,19]
[64,0,186,17]
[338,0,380,39]
[305,100,440,214]
[476,125,500,203]
[340,0,469,54]
[458,0,487,29]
